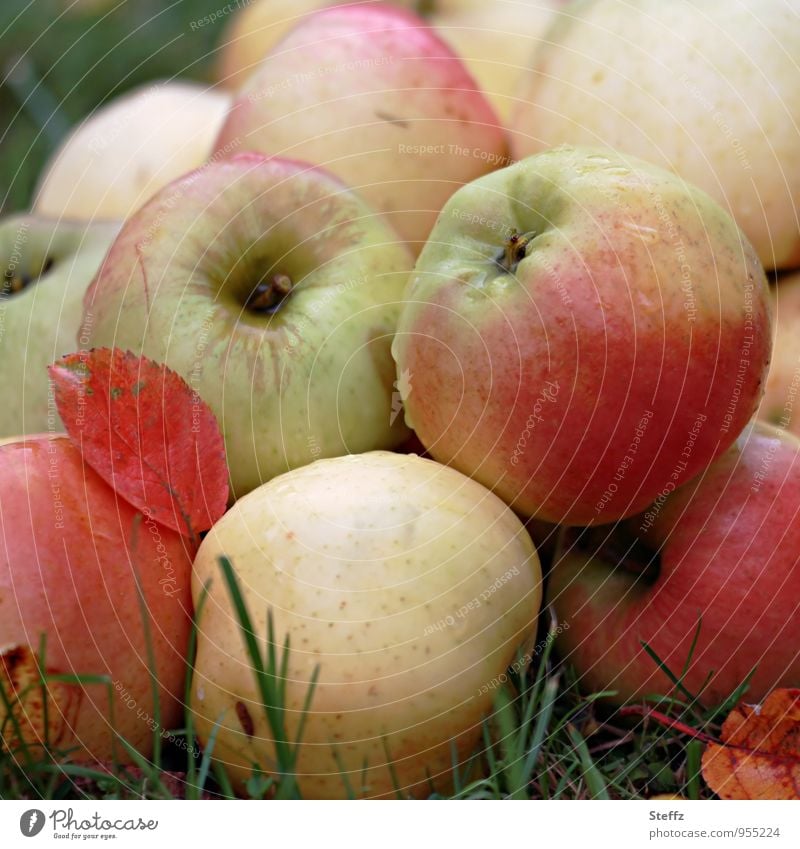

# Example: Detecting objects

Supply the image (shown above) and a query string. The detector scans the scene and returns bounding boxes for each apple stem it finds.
[495,230,531,274]
[246,272,294,313]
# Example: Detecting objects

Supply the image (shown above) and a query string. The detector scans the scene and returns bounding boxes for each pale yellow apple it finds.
[33,81,230,222]
[511,0,800,270]
[190,451,542,798]
[0,215,119,437]
[215,0,418,92]
[433,1,560,123]
[214,4,508,251]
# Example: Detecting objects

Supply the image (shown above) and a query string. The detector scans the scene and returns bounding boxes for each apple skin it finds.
[0,215,119,438]
[33,81,230,222]
[190,451,542,798]
[0,435,194,760]
[758,272,800,436]
[392,146,772,526]
[82,153,413,499]
[213,3,508,251]
[510,0,800,270]
[548,422,800,707]
[433,1,559,122]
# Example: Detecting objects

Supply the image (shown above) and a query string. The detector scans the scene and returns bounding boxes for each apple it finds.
[82,153,413,499]
[432,1,559,122]
[548,422,800,707]
[33,81,230,222]
[212,4,508,251]
[510,0,800,270]
[190,450,542,798]
[0,435,194,760]
[392,145,772,526]
[758,272,800,436]
[214,0,418,91]
[0,215,119,438]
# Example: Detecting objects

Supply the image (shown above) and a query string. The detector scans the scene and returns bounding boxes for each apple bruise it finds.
[0,644,82,752]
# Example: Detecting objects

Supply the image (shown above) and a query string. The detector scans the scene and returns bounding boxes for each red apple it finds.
[393,146,773,525]
[548,422,800,707]
[0,435,194,761]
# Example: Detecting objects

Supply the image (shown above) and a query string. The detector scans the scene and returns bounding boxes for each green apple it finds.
[0,215,119,437]
[33,81,230,222]
[510,0,800,270]
[548,422,800,707]
[82,153,413,498]
[433,1,560,122]
[190,451,542,798]
[393,146,772,526]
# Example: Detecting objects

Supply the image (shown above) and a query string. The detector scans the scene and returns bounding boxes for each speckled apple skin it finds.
[0,436,194,760]
[511,0,800,270]
[549,422,800,707]
[393,146,772,526]
[83,153,412,499]
[214,3,507,251]
[190,451,542,798]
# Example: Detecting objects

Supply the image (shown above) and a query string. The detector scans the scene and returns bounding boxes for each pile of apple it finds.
[1,0,799,799]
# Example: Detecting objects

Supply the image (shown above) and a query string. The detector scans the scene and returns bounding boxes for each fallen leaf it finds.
[50,348,228,538]
[701,688,800,799]
[0,644,82,753]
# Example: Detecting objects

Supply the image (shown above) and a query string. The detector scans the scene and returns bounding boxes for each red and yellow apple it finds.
[214,0,417,91]
[393,146,772,526]
[190,451,542,798]
[548,422,800,707]
[0,435,194,760]
[0,215,119,438]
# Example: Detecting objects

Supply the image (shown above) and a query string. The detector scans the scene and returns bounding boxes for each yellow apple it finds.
[511,0,800,270]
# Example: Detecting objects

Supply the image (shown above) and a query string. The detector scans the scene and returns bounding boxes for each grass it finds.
[1,552,743,801]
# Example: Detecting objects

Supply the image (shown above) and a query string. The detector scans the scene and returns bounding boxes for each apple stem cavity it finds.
[495,230,532,275]
[246,272,294,314]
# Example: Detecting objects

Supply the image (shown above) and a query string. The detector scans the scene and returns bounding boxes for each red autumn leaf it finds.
[49,348,228,538]
[701,688,800,799]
